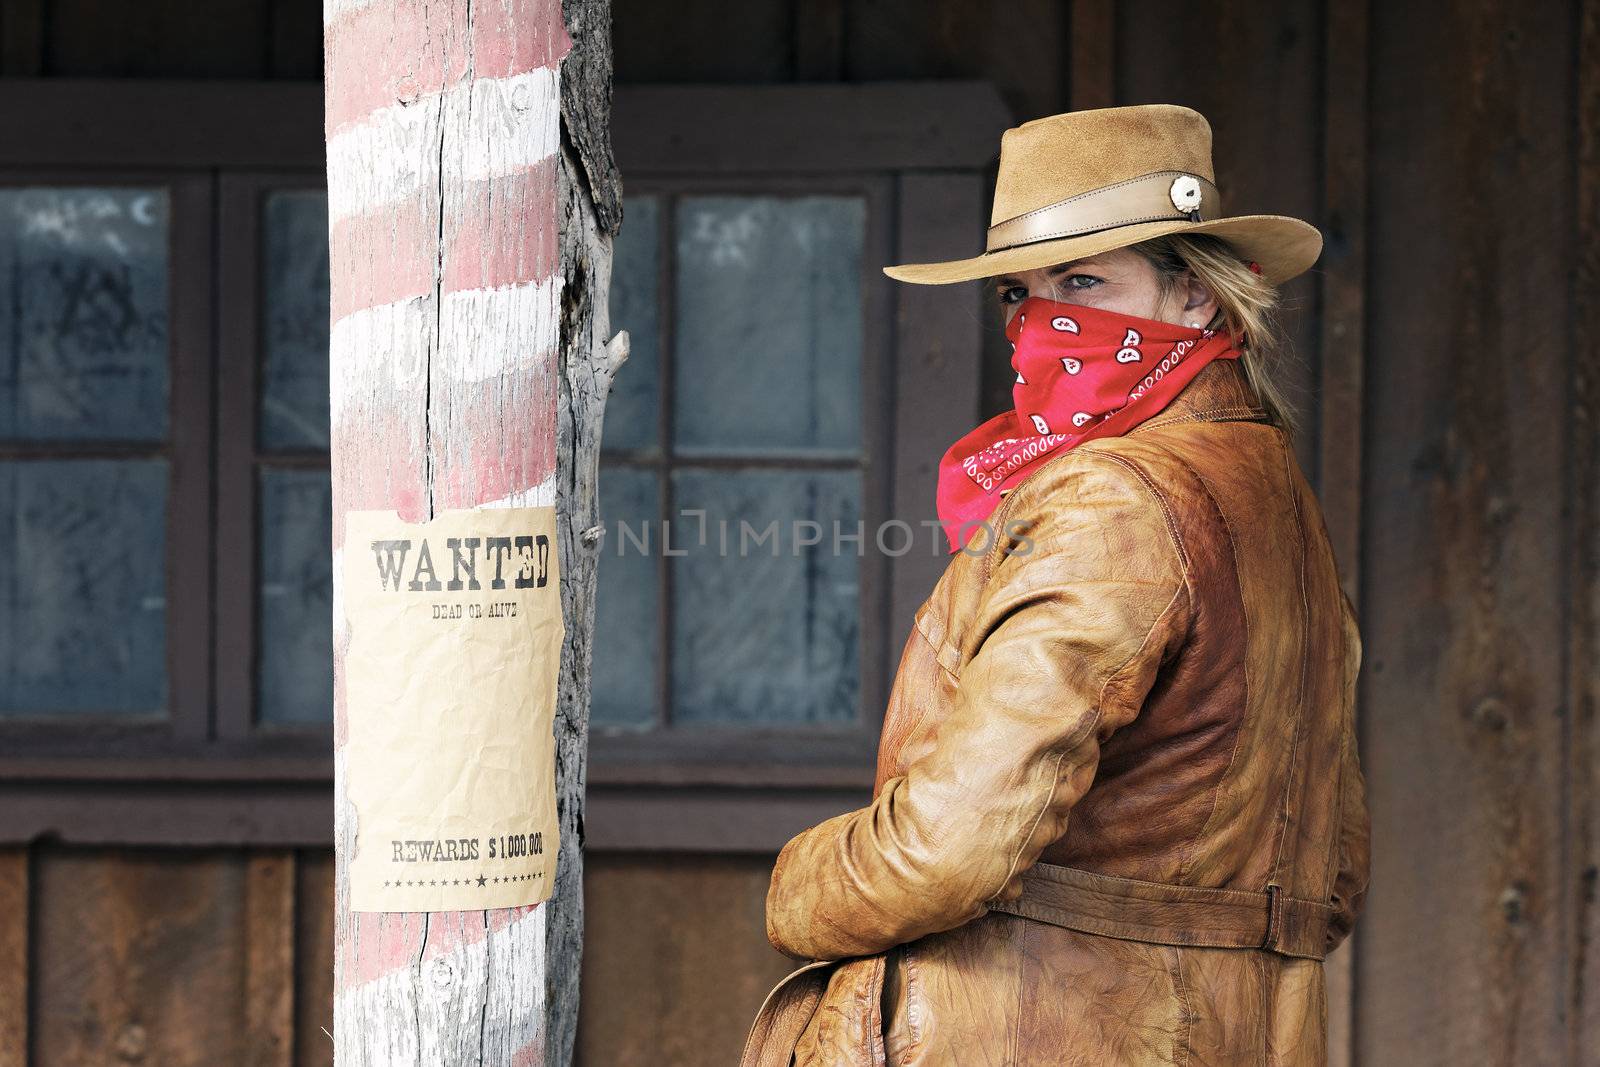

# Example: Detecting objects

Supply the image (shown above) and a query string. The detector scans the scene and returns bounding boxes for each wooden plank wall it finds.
[0,0,1596,1065]
[1362,1,1578,1062]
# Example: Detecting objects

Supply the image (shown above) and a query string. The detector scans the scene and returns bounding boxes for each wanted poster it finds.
[343,505,563,912]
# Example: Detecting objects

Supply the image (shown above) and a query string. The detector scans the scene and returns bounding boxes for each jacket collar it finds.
[1130,357,1271,434]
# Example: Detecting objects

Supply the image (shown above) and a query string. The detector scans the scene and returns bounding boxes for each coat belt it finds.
[985,861,1334,961]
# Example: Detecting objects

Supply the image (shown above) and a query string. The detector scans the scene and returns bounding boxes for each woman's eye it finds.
[1065,274,1102,290]
[998,285,1028,305]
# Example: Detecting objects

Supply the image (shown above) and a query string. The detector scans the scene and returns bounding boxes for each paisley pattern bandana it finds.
[934,296,1241,553]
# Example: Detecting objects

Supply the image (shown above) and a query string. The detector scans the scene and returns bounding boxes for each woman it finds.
[741,104,1371,1066]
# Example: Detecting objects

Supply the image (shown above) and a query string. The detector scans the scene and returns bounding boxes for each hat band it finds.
[985,171,1223,254]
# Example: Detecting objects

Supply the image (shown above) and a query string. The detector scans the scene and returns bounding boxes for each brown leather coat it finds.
[743,358,1371,1066]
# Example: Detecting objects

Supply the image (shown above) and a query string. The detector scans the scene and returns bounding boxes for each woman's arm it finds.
[765,449,1192,962]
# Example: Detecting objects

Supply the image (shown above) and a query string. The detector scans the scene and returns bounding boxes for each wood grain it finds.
[0,849,27,1067]
[549,1,625,1061]
[325,1,573,1063]
[1114,0,1324,478]
[244,852,294,1067]
[1362,0,1573,1060]
[31,847,248,1065]
[576,854,791,1067]
[1068,0,1115,111]
[888,173,987,648]
[1571,0,1600,1057]
[1318,1,1370,1062]
[295,851,336,1067]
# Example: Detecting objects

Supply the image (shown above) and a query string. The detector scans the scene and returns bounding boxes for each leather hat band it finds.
[985,171,1224,254]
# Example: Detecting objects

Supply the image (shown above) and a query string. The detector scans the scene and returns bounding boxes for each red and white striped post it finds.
[325,1,571,1061]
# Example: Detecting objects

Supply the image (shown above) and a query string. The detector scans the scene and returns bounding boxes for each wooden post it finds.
[325,1,621,1061]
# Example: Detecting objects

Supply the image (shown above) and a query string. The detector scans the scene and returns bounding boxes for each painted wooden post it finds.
[325,1,622,1061]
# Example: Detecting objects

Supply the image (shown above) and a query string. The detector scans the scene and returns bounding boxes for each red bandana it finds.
[934,296,1241,553]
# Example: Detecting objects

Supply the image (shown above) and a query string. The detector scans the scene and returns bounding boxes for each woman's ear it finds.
[1180,271,1219,328]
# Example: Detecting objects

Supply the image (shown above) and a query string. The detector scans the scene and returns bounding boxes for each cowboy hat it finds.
[883,103,1322,287]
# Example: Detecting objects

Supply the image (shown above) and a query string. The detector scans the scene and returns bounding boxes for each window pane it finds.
[670,467,859,726]
[673,196,864,456]
[604,195,660,453]
[257,466,333,724]
[260,190,331,451]
[0,459,167,715]
[592,463,660,729]
[0,188,169,442]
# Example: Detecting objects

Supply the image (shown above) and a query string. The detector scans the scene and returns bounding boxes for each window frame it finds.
[0,78,1007,850]
[215,170,335,750]
[592,172,895,779]
[0,167,215,757]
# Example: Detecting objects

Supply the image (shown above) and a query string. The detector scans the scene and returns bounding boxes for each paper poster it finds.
[344,505,563,912]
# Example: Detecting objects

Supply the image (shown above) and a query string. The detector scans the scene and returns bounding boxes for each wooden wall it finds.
[0,0,1595,1065]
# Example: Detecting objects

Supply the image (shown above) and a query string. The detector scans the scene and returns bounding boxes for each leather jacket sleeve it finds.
[765,450,1193,962]
[1326,596,1371,954]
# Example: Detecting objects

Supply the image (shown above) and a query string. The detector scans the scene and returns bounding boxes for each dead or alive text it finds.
[369,534,551,593]
[391,833,545,863]
[432,601,519,619]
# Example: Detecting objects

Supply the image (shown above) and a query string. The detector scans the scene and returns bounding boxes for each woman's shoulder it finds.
[986,443,1187,574]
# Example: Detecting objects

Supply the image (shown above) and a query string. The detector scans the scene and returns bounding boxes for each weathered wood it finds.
[32,848,248,1064]
[1571,0,1600,1056]
[549,1,624,1062]
[46,0,267,76]
[585,785,871,853]
[1362,0,1572,1060]
[0,848,27,1067]
[1068,0,1115,112]
[794,0,844,81]
[612,82,1010,174]
[325,1,575,1063]
[0,0,43,76]
[577,854,791,1066]
[0,79,323,167]
[1116,0,1324,475]
[840,0,1064,123]
[295,851,336,1067]
[888,173,986,646]
[1317,1,1369,1062]
[244,851,295,1067]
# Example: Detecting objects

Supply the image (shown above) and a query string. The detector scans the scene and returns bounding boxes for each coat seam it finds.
[1090,450,1194,573]
[1317,601,1361,909]
[990,573,1192,900]
[1266,434,1316,888]
[1167,450,1253,884]
[1008,915,1035,1062]
[903,944,923,1058]
[912,607,962,683]
[1131,405,1271,434]
[985,449,1194,897]
[1166,944,1194,1067]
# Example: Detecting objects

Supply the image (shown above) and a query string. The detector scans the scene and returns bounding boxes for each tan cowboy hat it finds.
[884,103,1322,287]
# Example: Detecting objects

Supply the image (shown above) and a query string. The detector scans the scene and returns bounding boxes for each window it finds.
[0,79,1004,850]
[221,181,334,733]
[0,172,213,754]
[0,187,172,717]
[593,183,888,772]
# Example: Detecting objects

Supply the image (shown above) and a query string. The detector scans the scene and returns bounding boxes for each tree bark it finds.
[326,1,612,1062]
[546,0,624,1063]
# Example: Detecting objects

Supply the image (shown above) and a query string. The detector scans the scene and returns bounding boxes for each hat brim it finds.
[882,214,1323,288]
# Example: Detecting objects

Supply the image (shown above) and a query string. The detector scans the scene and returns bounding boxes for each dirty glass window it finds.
[0,187,171,716]
[596,193,866,730]
[255,190,334,725]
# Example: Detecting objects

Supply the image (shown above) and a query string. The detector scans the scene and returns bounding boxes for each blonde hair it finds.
[1128,233,1299,437]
